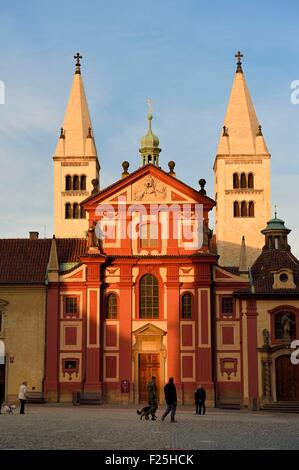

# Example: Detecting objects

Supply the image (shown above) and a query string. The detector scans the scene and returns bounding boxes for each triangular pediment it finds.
[83,164,215,209]
[133,323,167,337]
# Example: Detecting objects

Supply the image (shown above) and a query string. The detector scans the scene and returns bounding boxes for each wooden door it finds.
[139,354,160,402]
[276,355,299,401]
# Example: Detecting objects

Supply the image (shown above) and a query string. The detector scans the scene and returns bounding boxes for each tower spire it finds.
[54,53,98,158]
[139,100,161,167]
[53,55,100,238]
[216,52,269,156]
[214,52,271,268]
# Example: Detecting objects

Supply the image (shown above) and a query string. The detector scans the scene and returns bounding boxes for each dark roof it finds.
[0,238,87,284]
[237,249,299,295]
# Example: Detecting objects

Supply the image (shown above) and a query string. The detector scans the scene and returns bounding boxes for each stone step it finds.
[262,402,299,413]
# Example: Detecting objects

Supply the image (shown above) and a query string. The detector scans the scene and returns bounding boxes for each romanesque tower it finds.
[214,52,271,267]
[53,53,100,238]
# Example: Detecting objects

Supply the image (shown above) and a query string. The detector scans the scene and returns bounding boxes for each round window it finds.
[279,273,288,283]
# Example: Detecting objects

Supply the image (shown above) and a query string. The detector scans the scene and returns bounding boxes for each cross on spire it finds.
[74,52,82,74]
[274,204,277,218]
[235,50,243,73]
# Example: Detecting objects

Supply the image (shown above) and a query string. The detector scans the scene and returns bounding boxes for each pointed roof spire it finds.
[54,53,98,159]
[239,236,248,273]
[216,52,270,156]
[47,236,59,282]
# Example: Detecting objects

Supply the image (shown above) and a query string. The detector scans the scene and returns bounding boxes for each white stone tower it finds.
[53,53,100,238]
[214,52,271,267]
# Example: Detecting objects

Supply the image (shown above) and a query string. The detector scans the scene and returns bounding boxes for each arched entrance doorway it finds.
[276,355,299,401]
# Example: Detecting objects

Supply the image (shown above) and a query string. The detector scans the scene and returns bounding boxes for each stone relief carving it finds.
[133,176,167,201]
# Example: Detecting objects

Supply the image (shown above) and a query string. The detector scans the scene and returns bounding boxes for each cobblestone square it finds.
[0,405,299,450]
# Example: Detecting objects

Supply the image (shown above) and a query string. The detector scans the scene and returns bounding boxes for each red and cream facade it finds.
[45,164,220,404]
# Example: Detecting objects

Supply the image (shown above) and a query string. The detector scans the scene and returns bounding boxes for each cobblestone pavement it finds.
[0,405,299,450]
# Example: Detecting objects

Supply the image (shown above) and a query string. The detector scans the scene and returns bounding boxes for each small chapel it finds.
[0,52,298,410]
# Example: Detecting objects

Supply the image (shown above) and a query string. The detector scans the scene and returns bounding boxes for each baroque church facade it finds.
[0,53,298,409]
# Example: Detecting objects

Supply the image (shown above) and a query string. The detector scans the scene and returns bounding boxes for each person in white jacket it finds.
[18,381,27,414]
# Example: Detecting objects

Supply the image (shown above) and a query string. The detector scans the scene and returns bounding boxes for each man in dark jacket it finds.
[161,377,177,422]
[194,384,206,415]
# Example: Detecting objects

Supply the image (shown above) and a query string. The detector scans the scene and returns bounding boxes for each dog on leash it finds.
[136,405,157,420]
[3,404,16,415]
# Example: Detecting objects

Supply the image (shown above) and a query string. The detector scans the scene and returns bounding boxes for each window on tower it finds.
[240,173,247,188]
[80,206,86,219]
[249,201,254,217]
[80,175,86,190]
[73,175,79,190]
[233,201,240,217]
[241,201,247,217]
[65,175,72,191]
[233,173,239,189]
[248,173,254,189]
[73,203,79,219]
[65,203,72,219]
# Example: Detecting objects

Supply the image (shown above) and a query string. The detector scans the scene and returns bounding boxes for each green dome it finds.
[140,113,160,149]
[262,215,290,233]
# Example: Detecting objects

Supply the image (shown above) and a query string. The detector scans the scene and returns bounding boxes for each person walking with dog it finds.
[161,377,177,422]
[194,384,206,415]
[147,376,158,420]
[18,381,27,415]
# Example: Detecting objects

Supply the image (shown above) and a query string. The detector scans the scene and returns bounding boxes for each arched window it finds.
[73,203,79,219]
[106,293,117,319]
[65,203,72,219]
[275,311,296,339]
[80,175,86,190]
[182,293,192,319]
[139,274,159,319]
[248,201,254,217]
[65,175,72,191]
[248,173,254,189]
[241,173,247,189]
[233,173,239,189]
[73,175,79,190]
[241,201,247,217]
[80,206,86,219]
[233,201,240,217]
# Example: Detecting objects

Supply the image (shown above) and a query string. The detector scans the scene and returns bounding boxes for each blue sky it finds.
[0,0,299,254]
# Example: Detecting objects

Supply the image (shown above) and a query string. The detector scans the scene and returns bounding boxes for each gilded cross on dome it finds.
[147,98,154,116]
[74,52,82,74]
[235,51,243,73]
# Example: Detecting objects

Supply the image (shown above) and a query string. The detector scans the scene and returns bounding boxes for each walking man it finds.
[194,384,206,415]
[161,377,177,422]
[18,381,27,415]
[147,376,158,420]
